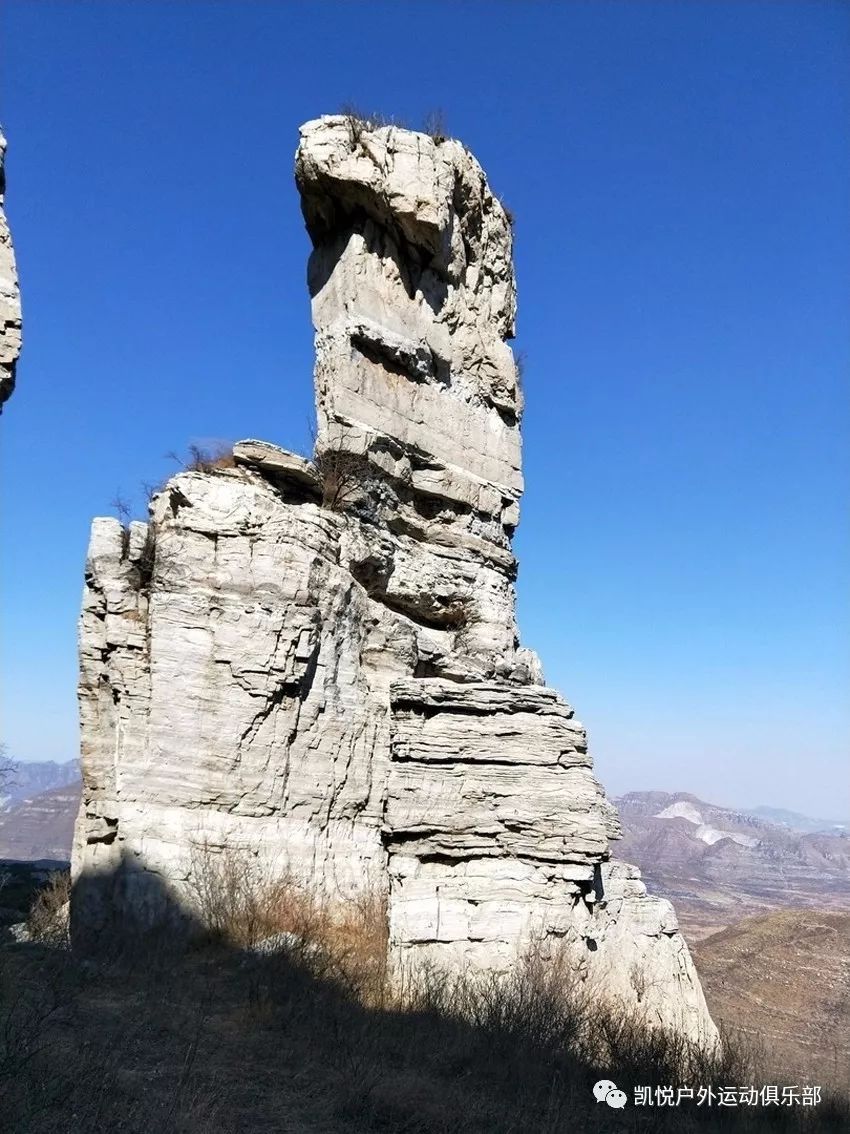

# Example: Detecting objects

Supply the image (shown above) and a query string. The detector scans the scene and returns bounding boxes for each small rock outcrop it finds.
[73,116,717,1045]
[0,128,22,411]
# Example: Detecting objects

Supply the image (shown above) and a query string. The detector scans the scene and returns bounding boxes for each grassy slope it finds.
[693,909,850,1091]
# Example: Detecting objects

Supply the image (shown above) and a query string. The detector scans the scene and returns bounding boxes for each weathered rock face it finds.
[73,115,717,1045]
[295,115,524,679]
[0,129,22,411]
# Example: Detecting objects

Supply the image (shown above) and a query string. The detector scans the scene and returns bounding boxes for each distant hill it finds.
[614,790,850,940]
[749,804,849,835]
[0,783,81,862]
[0,760,80,862]
[0,759,79,811]
[693,909,850,1089]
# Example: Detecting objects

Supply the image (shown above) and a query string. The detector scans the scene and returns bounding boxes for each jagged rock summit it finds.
[0,128,22,411]
[73,115,717,1045]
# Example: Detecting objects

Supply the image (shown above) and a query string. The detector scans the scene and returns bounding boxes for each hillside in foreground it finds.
[2,874,849,1134]
[693,908,850,1090]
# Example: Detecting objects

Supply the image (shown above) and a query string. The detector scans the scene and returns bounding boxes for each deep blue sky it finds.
[1,1,847,816]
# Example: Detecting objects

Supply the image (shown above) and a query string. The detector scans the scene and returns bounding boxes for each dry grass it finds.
[338,104,408,148]
[1,862,847,1133]
[339,104,449,145]
[109,440,236,529]
[694,909,850,1092]
[183,442,235,473]
[186,846,388,1003]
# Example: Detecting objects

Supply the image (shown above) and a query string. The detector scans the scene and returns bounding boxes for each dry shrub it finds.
[316,887,389,1005]
[338,104,406,148]
[184,442,235,472]
[422,108,448,143]
[396,946,760,1104]
[163,442,235,475]
[0,944,229,1133]
[26,871,70,947]
[313,447,373,512]
[3,877,848,1132]
[185,845,388,1002]
[185,844,281,948]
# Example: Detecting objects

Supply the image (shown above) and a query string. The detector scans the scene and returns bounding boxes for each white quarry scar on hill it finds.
[71,114,718,1047]
[655,802,759,847]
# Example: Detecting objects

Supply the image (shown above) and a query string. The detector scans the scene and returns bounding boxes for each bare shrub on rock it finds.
[26,871,70,947]
[185,843,388,1002]
[313,446,375,512]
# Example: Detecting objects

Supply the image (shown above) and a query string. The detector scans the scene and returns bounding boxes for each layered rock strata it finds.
[73,115,717,1045]
[0,129,22,411]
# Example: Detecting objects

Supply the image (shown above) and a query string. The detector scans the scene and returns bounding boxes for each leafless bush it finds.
[184,442,235,473]
[316,886,388,1005]
[422,108,448,143]
[0,945,228,1132]
[339,104,406,150]
[185,844,272,949]
[0,743,13,794]
[110,492,132,526]
[403,948,593,1058]
[498,195,515,227]
[185,844,388,1002]
[26,871,71,948]
[313,446,374,512]
[134,523,158,589]
[1,887,846,1132]
[0,949,79,1113]
[187,442,235,472]
[514,349,526,391]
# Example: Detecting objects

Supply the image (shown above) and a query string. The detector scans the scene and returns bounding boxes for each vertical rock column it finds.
[72,114,719,1048]
[0,129,22,411]
[295,116,526,678]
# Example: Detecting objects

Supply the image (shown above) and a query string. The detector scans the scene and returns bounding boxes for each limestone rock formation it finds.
[72,115,717,1046]
[0,128,22,411]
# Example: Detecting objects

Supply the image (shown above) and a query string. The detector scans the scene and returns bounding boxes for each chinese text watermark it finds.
[593,1081,822,1109]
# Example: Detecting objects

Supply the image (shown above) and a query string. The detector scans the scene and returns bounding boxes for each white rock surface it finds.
[73,115,717,1047]
[0,129,22,411]
[656,801,705,825]
[656,801,759,847]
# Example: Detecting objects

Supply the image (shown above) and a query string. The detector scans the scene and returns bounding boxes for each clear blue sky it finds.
[1,1,847,817]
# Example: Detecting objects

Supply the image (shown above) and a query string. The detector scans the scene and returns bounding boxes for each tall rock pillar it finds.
[0,129,22,411]
[72,115,718,1047]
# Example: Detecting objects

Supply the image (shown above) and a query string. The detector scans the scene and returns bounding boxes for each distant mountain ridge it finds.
[0,759,79,811]
[614,790,850,940]
[616,789,848,835]
[0,760,80,863]
[749,804,849,834]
